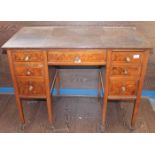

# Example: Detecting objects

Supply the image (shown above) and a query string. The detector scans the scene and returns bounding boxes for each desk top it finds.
[2,26,152,49]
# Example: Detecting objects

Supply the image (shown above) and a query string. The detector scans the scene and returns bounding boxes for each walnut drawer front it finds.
[12,50,44,62]
[14,62,44,77]
[48,49,106,65]
[112,52,143,64]
[110,65,141,77]
[16,78,46,97]
[108,78,138,96]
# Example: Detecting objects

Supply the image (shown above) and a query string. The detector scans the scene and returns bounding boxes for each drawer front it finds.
[17,78,46,96]
[109,79,138,96]
[112,52,143,64]
[14,63,44,77]
[110,65,141,77]
[48,49,106,65]
[12,51,44,62]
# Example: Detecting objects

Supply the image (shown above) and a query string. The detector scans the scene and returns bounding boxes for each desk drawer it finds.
[12,51,44,62]
[14,62,44,77]
[110,65,141,77]
[112,52,143,64]
[48,49,106,65]
[17,78,46,97]
[109,78,138,96]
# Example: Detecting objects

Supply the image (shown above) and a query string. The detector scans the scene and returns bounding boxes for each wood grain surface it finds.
[0,21,155,90]
[48,49,106,65]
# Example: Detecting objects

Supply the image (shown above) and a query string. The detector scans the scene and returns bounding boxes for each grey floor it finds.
[0,95,155,133]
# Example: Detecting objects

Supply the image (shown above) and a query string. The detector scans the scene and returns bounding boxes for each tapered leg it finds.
[16,97,25,123]
[131,98,141,128]
[131,51,149,129]
[7,50,25,124]
[101,50,111,129]
[43,52,54,124]
[46,95,53,124]
[102,97,108,128]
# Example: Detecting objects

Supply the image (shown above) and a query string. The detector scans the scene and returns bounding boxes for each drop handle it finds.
[121,86,126,92]
[126,57,131,62]
[24,55,31,61]
[123,69,128,75]
[28,85,34,91]
[74,56,81,64]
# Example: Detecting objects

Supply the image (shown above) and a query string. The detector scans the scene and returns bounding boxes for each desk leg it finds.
[56,70,60,95]
[101,97,108,131]
[7,50,25,124]
[131,50,149,129]
[131,99,140,128]
[46,94,53,124]
[101,50,111,130]
[44,52,53,124]
[16,97,25,124]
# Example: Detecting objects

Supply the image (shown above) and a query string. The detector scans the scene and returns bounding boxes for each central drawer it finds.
[48,49,106,65]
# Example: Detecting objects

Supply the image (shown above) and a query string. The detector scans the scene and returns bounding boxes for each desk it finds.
[2,26,152,129]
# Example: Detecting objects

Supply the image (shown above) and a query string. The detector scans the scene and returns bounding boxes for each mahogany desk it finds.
[2,26,152,129]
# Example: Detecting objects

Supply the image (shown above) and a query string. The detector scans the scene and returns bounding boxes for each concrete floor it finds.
[0,95,155,133]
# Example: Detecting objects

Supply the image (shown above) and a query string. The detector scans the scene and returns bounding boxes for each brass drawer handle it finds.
[123,69,128,75]
[126,57,131,62]
[74,56,81,64]
[26,70,31,76]
[28,85,34,91]
[121,86,126,92]
[24,55,31,61]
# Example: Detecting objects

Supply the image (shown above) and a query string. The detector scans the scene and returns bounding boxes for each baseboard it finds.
[0,87,155,99]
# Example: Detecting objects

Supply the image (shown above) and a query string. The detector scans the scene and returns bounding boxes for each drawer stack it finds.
[11,50,47,98]
[108,51,144,99]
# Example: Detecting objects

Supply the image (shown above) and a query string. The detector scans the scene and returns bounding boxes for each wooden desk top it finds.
[2,26,152,49]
